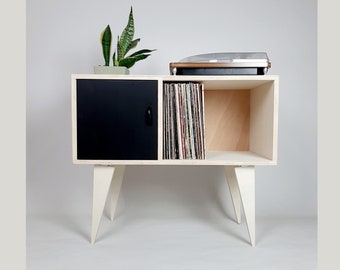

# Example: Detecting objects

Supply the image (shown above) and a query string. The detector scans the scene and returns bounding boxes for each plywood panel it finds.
[204,90,250,151]
[249,81,277,161]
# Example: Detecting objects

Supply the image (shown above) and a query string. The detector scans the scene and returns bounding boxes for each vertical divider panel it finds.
[201,81,207,160]
[158,78,164,160]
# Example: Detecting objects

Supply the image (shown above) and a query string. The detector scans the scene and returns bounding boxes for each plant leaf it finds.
[100,25,112,66]
[112,50,117,66]
[117,7,134,61]
[119,53,152,68]
[126,38,140,53]
[114,36,120,66]
[128,49,156,58]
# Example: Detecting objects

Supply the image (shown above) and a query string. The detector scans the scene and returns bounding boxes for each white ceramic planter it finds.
[93,66,129,75]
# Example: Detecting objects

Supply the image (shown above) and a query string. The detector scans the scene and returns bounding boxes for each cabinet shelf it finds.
[71,151,273,166]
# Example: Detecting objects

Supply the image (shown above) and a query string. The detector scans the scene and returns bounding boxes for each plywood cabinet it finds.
[72,74,278,165]
[71,74,279,246]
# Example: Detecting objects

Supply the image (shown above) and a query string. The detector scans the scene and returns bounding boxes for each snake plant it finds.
[100,7,155,68]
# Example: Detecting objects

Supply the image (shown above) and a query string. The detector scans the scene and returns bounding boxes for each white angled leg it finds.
[224,166,242,224]
[110,165,125,221]
[91,165,114,244]
[235,166,256,247]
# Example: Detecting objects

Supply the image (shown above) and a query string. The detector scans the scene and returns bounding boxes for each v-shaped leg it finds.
[224,166,242,224]
[91,165,126,244]
[110,165,125,221]
[225,165,256,247]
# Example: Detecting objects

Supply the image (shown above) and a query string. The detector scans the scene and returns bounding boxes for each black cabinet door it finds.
[76,79,158,160]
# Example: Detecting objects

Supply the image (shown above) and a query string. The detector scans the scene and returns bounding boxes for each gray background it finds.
[27,0,317,219]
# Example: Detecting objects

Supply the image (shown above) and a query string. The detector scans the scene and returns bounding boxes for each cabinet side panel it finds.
[249,82,276,160]
[204,90,250,151]
[71,77,78,163]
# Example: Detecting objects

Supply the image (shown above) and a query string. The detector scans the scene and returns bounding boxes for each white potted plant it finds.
[94,6,156,74]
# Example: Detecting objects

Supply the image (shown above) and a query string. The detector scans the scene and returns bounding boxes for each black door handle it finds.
[145,106,152,126]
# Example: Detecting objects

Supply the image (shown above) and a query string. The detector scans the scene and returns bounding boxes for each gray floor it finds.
[27,212,316,270]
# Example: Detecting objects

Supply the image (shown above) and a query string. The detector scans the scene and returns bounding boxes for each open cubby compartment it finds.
[161,79,206,161]
[202,76,278,165]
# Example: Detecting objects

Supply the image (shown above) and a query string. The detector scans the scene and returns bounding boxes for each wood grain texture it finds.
[204,90,250,151]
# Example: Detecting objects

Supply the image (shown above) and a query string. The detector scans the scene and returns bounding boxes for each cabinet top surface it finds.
[72,74,278,91]
[72,74,278,81]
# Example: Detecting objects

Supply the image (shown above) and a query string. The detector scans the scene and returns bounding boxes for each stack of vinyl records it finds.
[163,82,206,159]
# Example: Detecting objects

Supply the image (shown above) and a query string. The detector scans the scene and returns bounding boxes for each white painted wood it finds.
[224,166,241,224]
[91,165,114,244]
[90,164,256,246]
[109,165,125,221]
[235,166,256,247]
